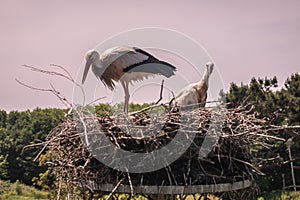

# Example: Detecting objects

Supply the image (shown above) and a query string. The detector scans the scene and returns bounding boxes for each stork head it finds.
[82,50,100,84]
[205,61,214,75]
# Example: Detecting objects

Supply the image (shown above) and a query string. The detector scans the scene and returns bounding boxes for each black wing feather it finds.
[123,47,176,78]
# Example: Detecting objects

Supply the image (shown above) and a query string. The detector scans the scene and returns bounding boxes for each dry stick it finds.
[155,80,164,104]
[86,96,107,106]
[50,83,72,107]
[287,138,297,192]
[140,175,144,186]
[248,132,286,141]
[17,65,84,108]
[127,172,134,198]
[185,159,191,185]
[15,79,72,107]
[270,125,300,130]
[129,103,166,116]
[283,158,300,165]
[57,176,63,200]
[282,174,286,190]
[105,177,125,200]
[165,167,173,185]
[218,155,264,175]
[50,64,74,81]
[283,185,300,190]
[23,64,72,80]
[168,165,178,186]
[269,126,300,139]
[33,141,50,162]
[23,64,86,105]
[23,141,48,149]
[73,107,90,147]
[129,100,222,116]
[28,126,71,161]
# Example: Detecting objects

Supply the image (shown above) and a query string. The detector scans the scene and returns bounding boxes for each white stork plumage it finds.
[174,62,214,107]
[81,46,176,113]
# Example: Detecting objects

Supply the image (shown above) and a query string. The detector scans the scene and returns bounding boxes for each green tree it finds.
[282,73,300,125]
[0,154,9,179]
[225,74,300,191]
[226,76,281,122]
[0,110,7,128]
[0,126,12,181]
[0,108,65,186]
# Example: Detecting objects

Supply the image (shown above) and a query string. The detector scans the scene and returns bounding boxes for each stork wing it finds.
[101,46,176,78]
[100,46,149,70]
[123,48,177,78]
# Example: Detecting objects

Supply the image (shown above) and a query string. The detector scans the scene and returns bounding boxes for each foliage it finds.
[0,73,299,196]
[0,154,9,179]
[0,180,51,200]
[95,103,113,116]
[225,73,300,192]
[94,102,155,116]
[0,103,154,188]
[128,102,155,112]
[0,108,65,187]
[258,191,300,200]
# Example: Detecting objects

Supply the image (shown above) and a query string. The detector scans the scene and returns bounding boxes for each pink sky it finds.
[1,0,299,111]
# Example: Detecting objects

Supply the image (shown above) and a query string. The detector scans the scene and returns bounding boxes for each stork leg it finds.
[121,81,130,113]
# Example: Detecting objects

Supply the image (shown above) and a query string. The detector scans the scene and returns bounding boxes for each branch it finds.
[155,80,164,104]
[105,177,125,200]
[21,64,86,105]
[15,79,71,108]
[50,64,74,81]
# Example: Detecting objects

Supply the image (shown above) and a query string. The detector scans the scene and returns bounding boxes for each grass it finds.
[0,180,51,200]
[258,190,300,200]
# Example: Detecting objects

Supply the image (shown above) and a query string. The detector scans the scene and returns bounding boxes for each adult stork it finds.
[174,62,214,107]
[81,46,176,113]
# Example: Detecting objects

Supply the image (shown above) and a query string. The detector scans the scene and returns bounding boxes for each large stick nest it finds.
[43,103,277,195]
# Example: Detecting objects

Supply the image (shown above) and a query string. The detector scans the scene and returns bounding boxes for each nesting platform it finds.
[83,179,253,194]
[44,105,267,198]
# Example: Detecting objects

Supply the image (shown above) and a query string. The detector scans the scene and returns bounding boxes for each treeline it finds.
[0,73,299,192]
[225,73,300,191]
[0,103,154,188]
[0,108,65,185]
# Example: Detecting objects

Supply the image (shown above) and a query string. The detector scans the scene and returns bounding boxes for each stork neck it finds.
[201,68,211,86]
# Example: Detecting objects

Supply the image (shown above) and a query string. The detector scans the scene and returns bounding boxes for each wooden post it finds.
[286,138,297,191]
[281,173,285,190]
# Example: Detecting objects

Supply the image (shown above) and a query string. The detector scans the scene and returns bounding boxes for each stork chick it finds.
[174,62,214,107]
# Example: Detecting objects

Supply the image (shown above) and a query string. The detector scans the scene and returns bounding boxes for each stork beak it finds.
[82,60,91,84]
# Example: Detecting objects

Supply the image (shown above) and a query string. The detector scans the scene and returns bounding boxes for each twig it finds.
[50,64,74,81]
[16,79,72,107]
[57,176,63,200]
[86,96,107,106]
[129,103,167,116]
[127,172,134,198]
[269,125,300,130]
[23,64,73,81]
[105,177,125,200]
[165,167,173,185]
[21,64,86,105]
[155,80,164,104]
[287,138,297,192]
[248,132,286,141]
